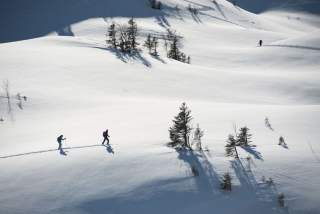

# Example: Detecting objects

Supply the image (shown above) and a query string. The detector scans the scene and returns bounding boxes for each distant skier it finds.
[259,40,263,47]
[102,129,110,145]
[57,134,66,150]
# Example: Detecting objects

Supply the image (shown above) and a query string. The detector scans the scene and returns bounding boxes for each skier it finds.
[57,134,66,150]
[259,40,263,47]
[102,129,110,145]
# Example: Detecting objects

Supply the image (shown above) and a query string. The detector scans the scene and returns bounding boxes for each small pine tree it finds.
[144,35,158,56]
[168,102,193,149]
[225,134,239,158]
[279,136,285,145]
[166,30,188,63]
[151,36,158,56]
[193,124,204,150]
[237,126,252,146]
[265,117,273,130]
[106,23,117,48]
[187,56,191,64]
[168,34,180,60]
[221,172,232,191]
[144,34,153,54]
[127,17,138,52]
[118,24,130,52]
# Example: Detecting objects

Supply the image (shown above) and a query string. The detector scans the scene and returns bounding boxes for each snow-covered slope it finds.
[0,0,320,213]
[228,0,320,14]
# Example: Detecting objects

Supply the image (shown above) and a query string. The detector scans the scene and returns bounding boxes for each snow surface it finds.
[0,0,320,213]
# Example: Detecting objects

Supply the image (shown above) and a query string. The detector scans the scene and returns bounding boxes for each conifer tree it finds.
[169,102,193,149]
[167,30,188,63]
[144,34,153,54]
[193,124,204,150]
[118,24,130,52]
[168,34,180,60]
[225,134,239,158]
[237,126,252,146]
[106,23,117,48]
[151,36,158,56]
[187,56,191,64]
[127,17,138,52]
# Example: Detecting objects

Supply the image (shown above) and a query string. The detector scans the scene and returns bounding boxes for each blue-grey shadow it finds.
[231,159,289,214]
[104,144,114,154]
[265,45,320,51]
[59,148,68,156]
[93,46,151,67]
[56,25,74,36]
[0,0,175,43]
[240,145,264,161]
[176,148,220,193]
[0,144,102,159]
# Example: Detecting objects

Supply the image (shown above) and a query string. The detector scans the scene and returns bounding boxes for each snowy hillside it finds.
[0,0,320,214]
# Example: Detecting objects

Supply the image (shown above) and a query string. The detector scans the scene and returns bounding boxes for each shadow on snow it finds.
[231,158,289,214]
[71,149,287,214]
[0,0,176,43]
[93,47,152,67]
[240,145,264,161]
[0,144,113,159]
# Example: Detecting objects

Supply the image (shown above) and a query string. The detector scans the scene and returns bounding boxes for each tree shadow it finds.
[231,159,289,214]
[176,148,220,194]
[58,150,288,214]
[72,149,222,214]
[183,0,215,12]
[151,54,166,64]
[211,0,227,20]
[189,10,202,23]
[155,15,171,28]
[200,12,243,28]
[93,47,152,67]
[240,145,264,161]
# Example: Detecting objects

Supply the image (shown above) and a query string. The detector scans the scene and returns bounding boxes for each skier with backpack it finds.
[102,129,110,145]
[57,134,66,150]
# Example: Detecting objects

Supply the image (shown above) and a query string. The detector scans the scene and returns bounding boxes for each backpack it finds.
[57,135,63,142]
